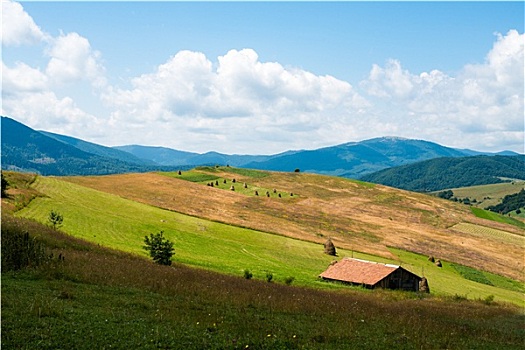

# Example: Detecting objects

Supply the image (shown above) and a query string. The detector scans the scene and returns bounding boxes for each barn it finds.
[319,258,423,292]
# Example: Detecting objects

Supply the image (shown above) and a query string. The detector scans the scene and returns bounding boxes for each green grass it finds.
[2,214,524,350]
[451,263,494,286]
[470,207,525,229]
[15,176,525,307]
[161,168,293,198]
[387,248,525,306]
[162,170,220,183]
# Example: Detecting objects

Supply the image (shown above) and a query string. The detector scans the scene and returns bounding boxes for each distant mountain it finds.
[360,155,525,192]
[4,116,520,180]
[113,145,291,167]
[242,137,468,178]
[40,131,156,166]
[113,145,200,166]
[1,117,166,175]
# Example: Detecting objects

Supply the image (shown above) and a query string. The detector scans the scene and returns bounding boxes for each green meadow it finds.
[16,176,524,306]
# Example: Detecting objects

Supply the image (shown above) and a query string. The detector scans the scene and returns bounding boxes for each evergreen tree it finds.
[143,231,175,266]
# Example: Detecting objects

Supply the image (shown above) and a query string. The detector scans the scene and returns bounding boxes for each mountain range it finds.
[2,116,522,183]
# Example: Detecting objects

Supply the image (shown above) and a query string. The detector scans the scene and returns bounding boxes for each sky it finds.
[2,0,524,155]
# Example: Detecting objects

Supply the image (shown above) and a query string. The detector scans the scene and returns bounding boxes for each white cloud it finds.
[359,30,524,152]
[2,61,49,92]
[45,32,106,87]
[104,48,369,153]
[1,0,48,46]
[1,1,523,154]
[2,90,101,137]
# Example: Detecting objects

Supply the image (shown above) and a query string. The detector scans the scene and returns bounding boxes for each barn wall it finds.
[375,269,421,292]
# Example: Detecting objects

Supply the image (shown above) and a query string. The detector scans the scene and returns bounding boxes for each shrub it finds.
[265,272,273,283]
[143,231,175,266]
[243,269,253,279]
[284,276,295,285]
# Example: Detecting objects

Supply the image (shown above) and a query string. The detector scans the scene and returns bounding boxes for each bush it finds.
[265,272,273,283]
[284,276,295,285]
[243,269,253,279]
[143,231,175,266]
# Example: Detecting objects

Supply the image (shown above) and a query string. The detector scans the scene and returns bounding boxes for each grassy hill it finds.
[434,181,525,215]
[60,167,524,282]
[2,170,524,348]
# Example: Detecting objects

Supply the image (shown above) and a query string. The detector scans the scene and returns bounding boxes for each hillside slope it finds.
[40,131,157,166]
[1,117,163,175]
[64,167,524,282]
[361,155,525,192]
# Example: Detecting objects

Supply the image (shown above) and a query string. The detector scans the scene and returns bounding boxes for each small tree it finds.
[48,210,63,230]
[143,231,175,266]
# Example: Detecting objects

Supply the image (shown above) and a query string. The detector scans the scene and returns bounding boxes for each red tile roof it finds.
[319,258,400,285]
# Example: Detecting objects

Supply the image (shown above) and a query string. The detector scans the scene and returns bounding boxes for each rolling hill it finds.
[3,168,524,348]
[52,167,524,284]
[360,155,525,192]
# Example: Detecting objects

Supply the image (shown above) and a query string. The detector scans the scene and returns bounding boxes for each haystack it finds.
[324,238,337,256]
[419,277,430,293]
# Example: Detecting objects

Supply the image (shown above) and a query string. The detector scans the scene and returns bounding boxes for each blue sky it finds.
[2,1,524,154]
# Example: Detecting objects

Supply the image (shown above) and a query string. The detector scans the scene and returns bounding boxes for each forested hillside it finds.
[360,155,525,192]
[1,117,177,175]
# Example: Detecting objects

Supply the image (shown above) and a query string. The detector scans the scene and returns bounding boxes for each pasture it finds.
[15,176,525,306]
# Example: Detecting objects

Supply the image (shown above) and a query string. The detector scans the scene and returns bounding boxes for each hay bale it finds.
[324,238,337,256]
[273,188,277,193]
[428,255,435,263]
[266,191,270,197]
[243,183,248,189]
[223,179,227,184]
[255,190,259,196]
[232,178,236,183]
[435,259,442,267]
[178,170,182,175]
[230,185,235,191]
[278,193,282,198]
[419,277,430,293]
[215,180,219,186]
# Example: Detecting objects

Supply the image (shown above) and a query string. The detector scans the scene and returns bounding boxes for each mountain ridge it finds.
[2,116,520,178]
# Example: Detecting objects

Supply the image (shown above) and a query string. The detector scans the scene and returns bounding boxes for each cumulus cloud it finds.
[1,1,522,154]
[104,48,369,152]
[2,1,107,139]
[45,32,106,87]
[1,0,48,46]
[359,30,524,152]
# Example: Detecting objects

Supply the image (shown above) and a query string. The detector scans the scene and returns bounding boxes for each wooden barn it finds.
[319,258,423,292]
